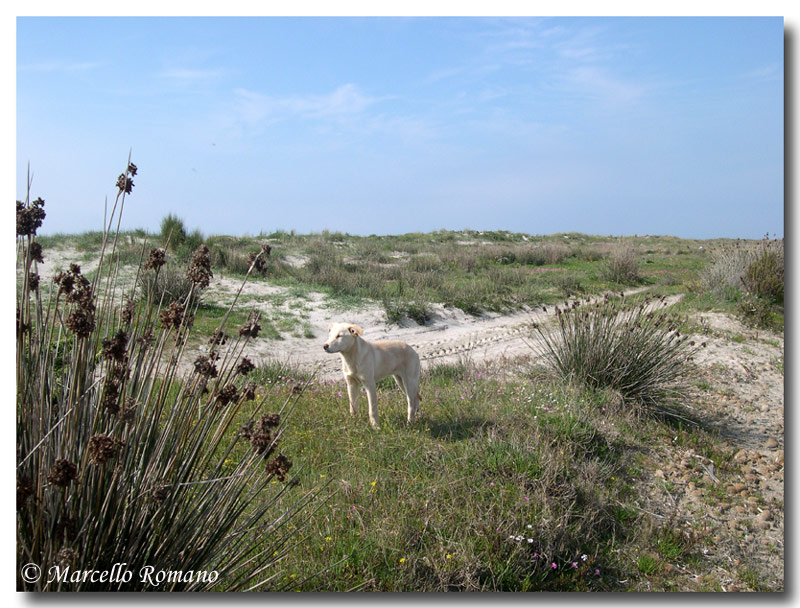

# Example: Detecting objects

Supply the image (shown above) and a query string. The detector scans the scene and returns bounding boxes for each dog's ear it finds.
[349,325,364,336]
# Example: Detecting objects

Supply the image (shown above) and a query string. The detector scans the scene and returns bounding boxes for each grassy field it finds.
[228,353,770,592]
[19,192,783,592]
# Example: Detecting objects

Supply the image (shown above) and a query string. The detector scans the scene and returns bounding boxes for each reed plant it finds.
[17,160,315,591]
[532,294,701,415]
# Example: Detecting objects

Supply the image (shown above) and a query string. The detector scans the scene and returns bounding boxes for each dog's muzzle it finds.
[323,344,329,352]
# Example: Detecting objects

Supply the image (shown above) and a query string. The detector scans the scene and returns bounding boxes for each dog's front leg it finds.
[345,375,361,416]
[363,380,380,429]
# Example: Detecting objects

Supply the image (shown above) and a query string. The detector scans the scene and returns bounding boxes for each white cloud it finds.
[232,83,376,126]
[158,67,225,84]
[741,63,781,82]
[560,66,647,107]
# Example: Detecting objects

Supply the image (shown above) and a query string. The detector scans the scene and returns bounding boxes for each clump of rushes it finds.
[533,293,702,416]
[17,159,318,591]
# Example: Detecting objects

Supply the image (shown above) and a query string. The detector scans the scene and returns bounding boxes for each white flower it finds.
[526,524,533,529]
[527,538,534,544]
[581,554,588,561]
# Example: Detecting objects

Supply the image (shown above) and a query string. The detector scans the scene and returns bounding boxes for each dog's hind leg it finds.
[404,374,420,423]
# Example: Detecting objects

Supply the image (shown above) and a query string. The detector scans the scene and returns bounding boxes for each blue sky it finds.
[16,16,784,239]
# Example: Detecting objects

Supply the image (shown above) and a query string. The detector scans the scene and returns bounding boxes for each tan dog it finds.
[323,322,421,428]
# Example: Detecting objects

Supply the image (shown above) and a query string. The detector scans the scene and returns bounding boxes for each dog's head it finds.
[322,322,364,353]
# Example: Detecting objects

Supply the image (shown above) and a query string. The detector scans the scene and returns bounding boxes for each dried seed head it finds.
[58,264,96,337]
[127,162,138,177]
[240,413,280,456]
[216,384,239,407]
[54,271,75,295]
[208,328,228,346]
[265,454,292,482]
[29,241,44,263]
[144,248,166,271]
[193,355,218,378]
[121,398,138,424]
[248,247,270,276]
[159,301,186,331]
[187,244,213,288]
[102,329,128,362]
[262,413,280,428]
[16,198,46,237]
[65,307,96,338]
[241,382,257,401]
[236,357,255,376]
[28,272,40,291]
[116,173,134,194]
[47,459,78,488]
[239,316,261,339]
[101,380,121,415]
[87,434,122,465]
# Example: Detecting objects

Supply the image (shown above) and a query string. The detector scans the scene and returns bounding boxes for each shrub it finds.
[17,162,310,591]
[382,295,432,325]
[532,294,700,415]
[701,240,755,297]
[177,228,205,261]
[138,262,197,307]
[602,242,640,284]
[738,294,782,331]
[160,213,187,251]
[539,242,569,265]
[209,244,251,275]
[742,236,783,304]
